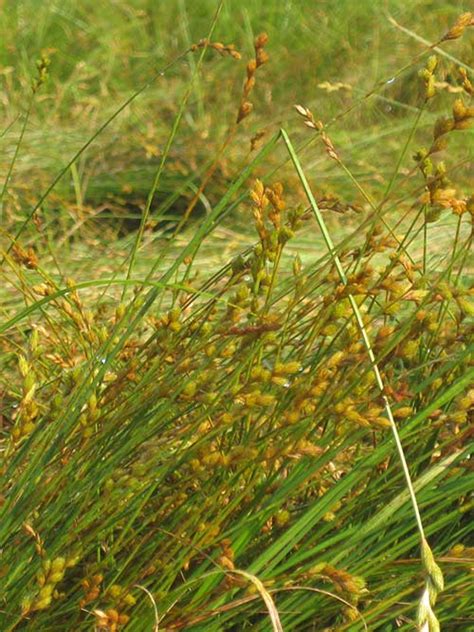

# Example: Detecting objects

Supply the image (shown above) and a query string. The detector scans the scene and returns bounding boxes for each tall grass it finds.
[0,4,473,631]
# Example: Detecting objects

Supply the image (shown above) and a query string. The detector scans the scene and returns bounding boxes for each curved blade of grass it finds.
[281,127,445,626]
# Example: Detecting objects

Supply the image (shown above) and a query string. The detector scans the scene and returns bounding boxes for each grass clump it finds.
[0,4,473,631]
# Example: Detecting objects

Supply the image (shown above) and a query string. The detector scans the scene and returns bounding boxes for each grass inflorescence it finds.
[0,4,473,631]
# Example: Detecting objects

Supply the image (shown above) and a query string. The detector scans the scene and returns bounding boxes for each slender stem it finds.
[387,13,473,73]
[422,199,430,278]
[382,105,425,206]
[281,128,426,540]
[0,92,35,221]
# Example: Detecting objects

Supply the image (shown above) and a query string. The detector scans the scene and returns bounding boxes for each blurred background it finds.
[0,0,472,273]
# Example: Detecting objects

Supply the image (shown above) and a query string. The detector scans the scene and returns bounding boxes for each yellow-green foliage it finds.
[0,6,472,632]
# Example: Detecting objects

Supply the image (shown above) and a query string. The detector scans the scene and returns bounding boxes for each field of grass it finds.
[0,2,473,630]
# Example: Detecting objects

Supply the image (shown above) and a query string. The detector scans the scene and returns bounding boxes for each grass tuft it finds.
[0,3,473,631]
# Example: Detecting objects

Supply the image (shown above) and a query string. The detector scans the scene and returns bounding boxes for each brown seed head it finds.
[442,12,473,41]
[321,132,339,161]
[256,49,269,67]
[237,101,253,123]
[459,67,474,96]
[12,244,38,269]
[243,76,256,97]
[247,59,257,77]
[255,32,269,49]
[191,38,241,60]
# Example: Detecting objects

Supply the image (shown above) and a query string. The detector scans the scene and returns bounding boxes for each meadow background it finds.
[0,1,473,630]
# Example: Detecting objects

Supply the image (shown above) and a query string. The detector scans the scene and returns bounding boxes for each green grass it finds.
[0,2,473,630]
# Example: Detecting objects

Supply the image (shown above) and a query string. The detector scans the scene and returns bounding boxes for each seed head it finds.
[237,101,253,123]
[442,11,473,41]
